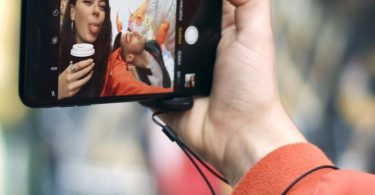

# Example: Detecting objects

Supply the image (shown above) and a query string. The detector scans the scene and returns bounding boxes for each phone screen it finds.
[20,0,221,107]
[59,0,178,100]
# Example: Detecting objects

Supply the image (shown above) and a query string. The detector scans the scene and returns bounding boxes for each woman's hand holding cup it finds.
[58,43,96,100]
[58,59,95,100]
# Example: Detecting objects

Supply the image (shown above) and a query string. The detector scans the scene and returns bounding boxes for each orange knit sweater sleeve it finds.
[232,143,375,194]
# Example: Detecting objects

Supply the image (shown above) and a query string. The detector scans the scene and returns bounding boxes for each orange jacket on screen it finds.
[100,48,172,97]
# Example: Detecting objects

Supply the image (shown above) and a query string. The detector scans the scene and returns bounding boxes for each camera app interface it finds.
[58,0,176,100]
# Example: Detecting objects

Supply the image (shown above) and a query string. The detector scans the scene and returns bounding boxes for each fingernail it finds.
[92,63,95,66]
[89,59,94,62]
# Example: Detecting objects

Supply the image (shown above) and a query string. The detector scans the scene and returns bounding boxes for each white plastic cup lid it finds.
[70,43,95,57]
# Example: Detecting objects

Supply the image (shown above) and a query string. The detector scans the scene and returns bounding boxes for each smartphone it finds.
[19,0,222,107]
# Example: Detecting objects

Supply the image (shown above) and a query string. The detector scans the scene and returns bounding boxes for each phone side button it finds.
[76,104,91,107]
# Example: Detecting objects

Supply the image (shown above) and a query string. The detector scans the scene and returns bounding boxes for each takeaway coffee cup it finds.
[70,43,95,64]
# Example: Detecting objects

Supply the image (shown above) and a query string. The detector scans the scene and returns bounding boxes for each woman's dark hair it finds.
[113,32,122,52]
[60,0,112,98]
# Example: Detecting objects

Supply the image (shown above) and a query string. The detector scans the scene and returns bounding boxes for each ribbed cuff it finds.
[232,143,334,194]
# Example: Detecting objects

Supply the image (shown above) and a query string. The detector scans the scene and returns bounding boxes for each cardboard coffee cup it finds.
[70,43,95,64]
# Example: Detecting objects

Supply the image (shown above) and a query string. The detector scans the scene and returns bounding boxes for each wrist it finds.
[221,105,306,185]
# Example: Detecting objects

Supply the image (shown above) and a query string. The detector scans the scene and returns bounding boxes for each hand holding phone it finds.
[158,0,304,185]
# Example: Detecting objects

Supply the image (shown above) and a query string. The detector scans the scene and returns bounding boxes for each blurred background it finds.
[1,0,375,194]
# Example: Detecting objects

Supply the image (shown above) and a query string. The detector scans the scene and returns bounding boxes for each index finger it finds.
[75,58,94,71]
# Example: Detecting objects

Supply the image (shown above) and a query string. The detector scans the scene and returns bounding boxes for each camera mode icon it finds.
[52,9,59,17]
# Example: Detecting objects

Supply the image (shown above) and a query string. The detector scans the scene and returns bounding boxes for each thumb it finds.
[228,0,272,34]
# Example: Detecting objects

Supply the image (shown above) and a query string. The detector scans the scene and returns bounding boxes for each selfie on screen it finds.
[58,0,176,100]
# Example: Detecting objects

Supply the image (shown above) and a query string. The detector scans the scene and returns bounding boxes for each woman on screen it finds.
[58,0,112,100]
